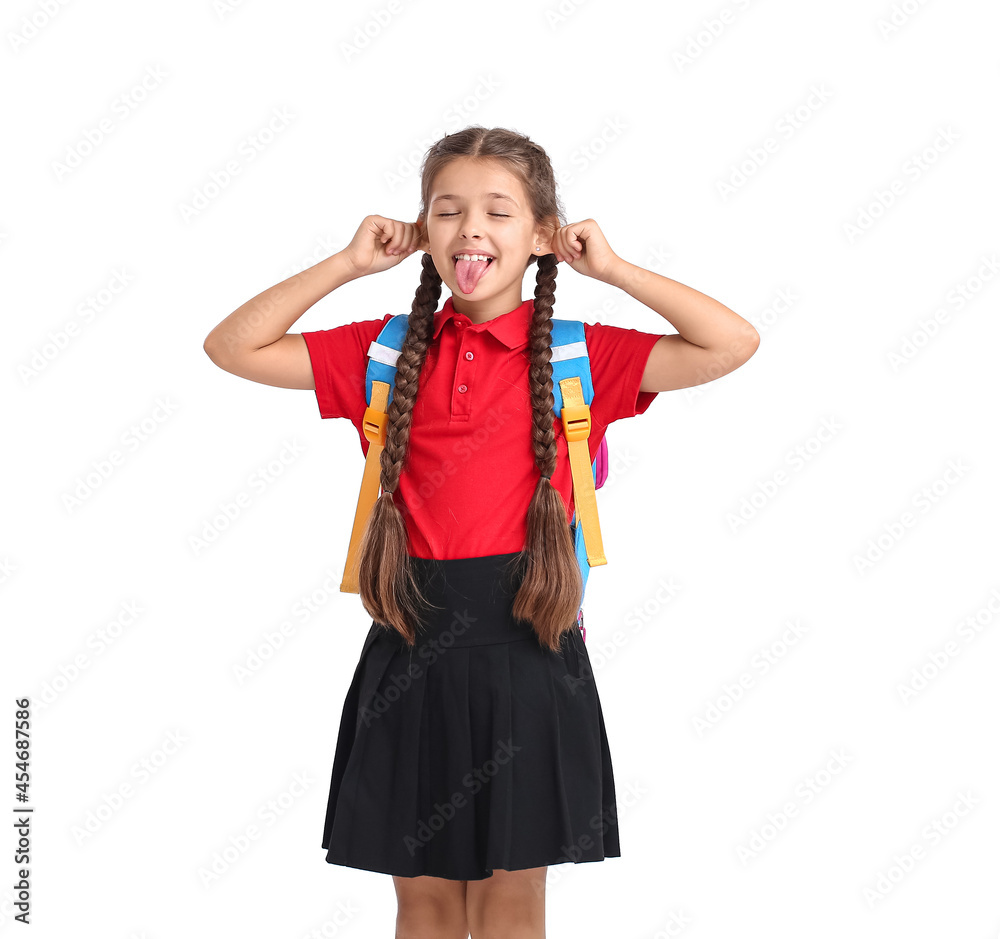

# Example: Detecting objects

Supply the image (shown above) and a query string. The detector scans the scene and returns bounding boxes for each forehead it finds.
[429,158,526,205]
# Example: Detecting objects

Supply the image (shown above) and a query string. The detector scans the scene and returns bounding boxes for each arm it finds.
[601,260,760,394]
[202,251,360,390]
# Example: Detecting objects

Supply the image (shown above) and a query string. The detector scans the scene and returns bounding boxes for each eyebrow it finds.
[431,192,518,207]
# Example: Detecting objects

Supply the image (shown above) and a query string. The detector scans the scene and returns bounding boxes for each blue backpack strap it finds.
[549,319,603,615]
[549,319,594,412]
[365,314,411,408]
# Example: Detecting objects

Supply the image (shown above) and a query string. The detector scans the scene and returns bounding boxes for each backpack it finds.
[339,314,608,643]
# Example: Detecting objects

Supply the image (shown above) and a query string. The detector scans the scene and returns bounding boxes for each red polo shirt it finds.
[301,296,663,561]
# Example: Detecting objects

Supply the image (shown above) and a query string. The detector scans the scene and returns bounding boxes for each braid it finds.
[380,253,441,495]
[508,252,585,653]
[527,253,560,478]
[355,252,442,646]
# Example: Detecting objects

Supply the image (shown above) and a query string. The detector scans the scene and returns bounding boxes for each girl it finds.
[204,126,758,939]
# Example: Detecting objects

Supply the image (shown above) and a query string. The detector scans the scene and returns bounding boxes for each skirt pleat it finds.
[320,552,621,881]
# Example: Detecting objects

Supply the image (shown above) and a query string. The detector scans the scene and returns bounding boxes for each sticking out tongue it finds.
[455,256,492,294]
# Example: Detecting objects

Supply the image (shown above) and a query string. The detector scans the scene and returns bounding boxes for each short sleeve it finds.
[583,321,664,427]
[301,314,395,421]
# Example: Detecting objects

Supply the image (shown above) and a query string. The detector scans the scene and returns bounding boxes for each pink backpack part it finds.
[595,436,609,489]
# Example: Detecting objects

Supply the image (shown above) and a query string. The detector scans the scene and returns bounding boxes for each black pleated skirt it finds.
[320,551,621,881]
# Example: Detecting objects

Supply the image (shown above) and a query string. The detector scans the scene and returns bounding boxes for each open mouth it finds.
[452,253,495,294]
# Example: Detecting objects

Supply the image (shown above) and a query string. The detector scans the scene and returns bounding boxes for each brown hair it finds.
[353,126,582,654]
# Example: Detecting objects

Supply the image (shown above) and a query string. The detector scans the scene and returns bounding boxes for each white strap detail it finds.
[367,340,401,367]
[549,340,588,363]
[371,338,586,365]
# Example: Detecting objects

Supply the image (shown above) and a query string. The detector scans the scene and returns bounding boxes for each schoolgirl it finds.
[204,125,758,938]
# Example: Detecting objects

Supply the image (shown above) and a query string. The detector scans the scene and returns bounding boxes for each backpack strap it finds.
[340,315,410,593]
[549,320,607,604]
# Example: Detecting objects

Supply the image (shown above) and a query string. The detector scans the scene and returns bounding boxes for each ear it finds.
[415,217,431,253]
[532,215,560,256]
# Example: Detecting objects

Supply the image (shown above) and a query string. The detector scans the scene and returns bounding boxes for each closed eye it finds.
[437,213,508,218]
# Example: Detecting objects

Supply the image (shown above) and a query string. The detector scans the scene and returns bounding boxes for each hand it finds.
[550,218,622,283]
[342,215,425,278]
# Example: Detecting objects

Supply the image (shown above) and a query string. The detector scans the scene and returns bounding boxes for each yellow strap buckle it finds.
[362,405,387,446]
[560,403,591,442]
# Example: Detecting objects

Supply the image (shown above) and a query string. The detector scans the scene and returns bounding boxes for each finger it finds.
[410,220,428,253]
[373,216,393,244]
[398,222,415,254]
[402,223,419,252]
[384,220,404,253]
[393,222,414,256]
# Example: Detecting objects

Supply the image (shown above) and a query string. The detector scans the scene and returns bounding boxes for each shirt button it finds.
[465,351,474,360]
[458,383,468,393]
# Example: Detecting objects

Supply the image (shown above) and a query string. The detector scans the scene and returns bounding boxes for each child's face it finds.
[420,157,554,304]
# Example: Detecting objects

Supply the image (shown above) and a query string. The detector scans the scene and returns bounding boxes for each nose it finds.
[459,212,488,240]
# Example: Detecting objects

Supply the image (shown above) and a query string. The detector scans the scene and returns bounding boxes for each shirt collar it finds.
[432,296,535,351]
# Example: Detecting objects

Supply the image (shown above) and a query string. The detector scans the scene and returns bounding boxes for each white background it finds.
[3,0,999,936]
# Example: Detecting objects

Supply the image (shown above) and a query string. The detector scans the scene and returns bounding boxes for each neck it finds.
[450,285,526,323]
